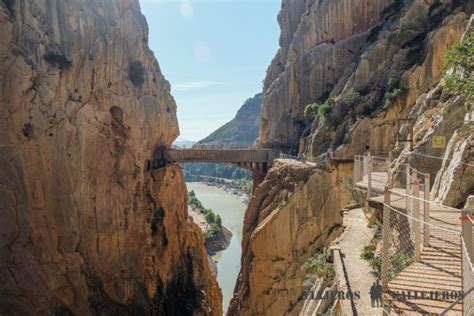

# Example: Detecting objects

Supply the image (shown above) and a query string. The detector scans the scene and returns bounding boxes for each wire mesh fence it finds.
[381,189,470,315]
[352,154,474,314]
[462,234,474,316]
[381,193,465,314]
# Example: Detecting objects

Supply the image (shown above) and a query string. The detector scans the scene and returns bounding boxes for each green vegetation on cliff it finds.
[305,247,335,287]
[444,30,473,108]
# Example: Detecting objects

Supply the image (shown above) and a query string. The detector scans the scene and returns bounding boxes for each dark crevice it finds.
[2,0,14,15]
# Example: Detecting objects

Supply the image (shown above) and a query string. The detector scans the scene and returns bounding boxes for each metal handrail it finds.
[389,189,461,214]
[384,202,461,234]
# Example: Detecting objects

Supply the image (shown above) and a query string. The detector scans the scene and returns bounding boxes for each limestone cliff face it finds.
[393,16,474,208]
[259,0,472,155]
[228,161,351,315]
[0,1,221,314]
[259,0,392,149]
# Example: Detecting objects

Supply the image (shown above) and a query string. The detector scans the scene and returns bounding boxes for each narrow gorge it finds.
[0,0,221,314]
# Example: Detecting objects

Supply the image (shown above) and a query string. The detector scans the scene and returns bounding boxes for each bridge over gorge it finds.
[353,155,474,315]
[151,149,278,189]
[150,149,355,187]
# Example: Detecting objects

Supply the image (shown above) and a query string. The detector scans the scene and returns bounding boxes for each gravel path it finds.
[334,208,383,315]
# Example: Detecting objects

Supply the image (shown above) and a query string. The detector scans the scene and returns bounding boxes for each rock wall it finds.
[0,0,221,314]
[326,4,470,158]
[259,0,471,156]
[394,16,474,208]
[259,0,392,149]
[228,161,351,315]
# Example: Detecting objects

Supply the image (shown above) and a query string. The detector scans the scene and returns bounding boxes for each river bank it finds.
[186,182,247,313]
[188,205,233,255]
[186,178,251,203]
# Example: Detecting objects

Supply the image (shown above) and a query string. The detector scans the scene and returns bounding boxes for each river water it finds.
[186,182,246,313]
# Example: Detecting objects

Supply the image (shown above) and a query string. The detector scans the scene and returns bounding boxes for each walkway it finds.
[353,155,473,315]
[334,208,383,315]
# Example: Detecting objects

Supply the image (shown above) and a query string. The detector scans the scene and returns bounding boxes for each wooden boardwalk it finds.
[354,162,465,315]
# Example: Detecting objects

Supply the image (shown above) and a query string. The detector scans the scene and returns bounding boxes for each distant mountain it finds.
[183,93,262,188]
[173,137,197,148]
[196,93,262,148]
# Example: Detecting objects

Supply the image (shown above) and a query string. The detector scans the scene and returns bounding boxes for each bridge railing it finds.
[164,149,274,164]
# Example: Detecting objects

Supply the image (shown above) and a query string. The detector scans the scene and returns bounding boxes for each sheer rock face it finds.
[259,0,470,155]
[0,1,221,315]
[259,0,392,149]
[390,16,473,208]
[228,161,351,315]
[322,7,469,159]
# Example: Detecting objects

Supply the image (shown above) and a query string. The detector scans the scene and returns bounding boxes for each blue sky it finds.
[139,0,281,141]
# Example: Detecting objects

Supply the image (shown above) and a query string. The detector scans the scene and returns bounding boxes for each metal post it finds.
[367,156,372,198]
[406,166,411,215]
[382,186,391,291]
[354,157,360,184]
[386,157,391,186]
[363,155,368,179]
[411,169,418,216]
[462,209,473,263]
[413,180,421,262]
[406,166,411,195]
[423,174,430,247]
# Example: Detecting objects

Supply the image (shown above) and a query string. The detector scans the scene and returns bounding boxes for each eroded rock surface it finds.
[259,0,471,156]
[0,1,221,314]
[228,161,351,315]
[259,0,392,149]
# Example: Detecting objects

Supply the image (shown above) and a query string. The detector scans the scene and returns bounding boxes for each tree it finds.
[318,101,332,118]
[215,215,222,228]
[304,103,319,118]
[205,211,215,224]
[341,89,362,107]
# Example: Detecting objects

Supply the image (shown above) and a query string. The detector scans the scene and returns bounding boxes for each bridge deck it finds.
[163,149,275,164]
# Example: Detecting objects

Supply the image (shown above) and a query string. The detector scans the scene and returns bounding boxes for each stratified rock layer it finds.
[0,1,221,314]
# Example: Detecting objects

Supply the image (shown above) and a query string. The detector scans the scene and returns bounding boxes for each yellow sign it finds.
[432,136,446,149]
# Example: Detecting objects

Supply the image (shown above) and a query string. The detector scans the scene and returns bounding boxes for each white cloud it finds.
[173,81,221,92]
[180,0,193,17]
[193,42,212,63]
